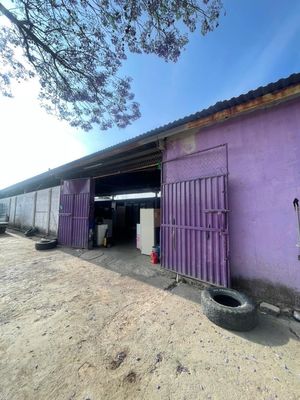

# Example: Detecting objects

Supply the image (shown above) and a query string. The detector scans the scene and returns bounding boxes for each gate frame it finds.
[160,143,230,287]
[58,178,95,249]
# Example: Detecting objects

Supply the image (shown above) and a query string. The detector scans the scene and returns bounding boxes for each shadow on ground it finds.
[8,230,299,347]
[235,313,300,346]
[60,239,207,304]
[60,238,300,348]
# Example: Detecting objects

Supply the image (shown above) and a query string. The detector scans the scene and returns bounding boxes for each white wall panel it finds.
[50,186,60,234]
[9,197,16,223]
[14,194,24,227]
[0,185,60,234]
[22,192,35,227]
[35,188,50,232]
[0,198,10,216]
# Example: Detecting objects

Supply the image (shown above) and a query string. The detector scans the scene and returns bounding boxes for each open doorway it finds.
[93,167,161,258]
[94,195,160,246]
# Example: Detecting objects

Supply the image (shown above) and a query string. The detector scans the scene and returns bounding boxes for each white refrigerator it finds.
[140,208,160,255]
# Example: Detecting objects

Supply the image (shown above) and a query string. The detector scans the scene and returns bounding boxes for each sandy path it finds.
[0,233,299,400]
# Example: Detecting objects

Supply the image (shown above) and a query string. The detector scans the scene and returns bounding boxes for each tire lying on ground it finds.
[25,227,38,237]
[35,238,57,251]
[201,287,258,331]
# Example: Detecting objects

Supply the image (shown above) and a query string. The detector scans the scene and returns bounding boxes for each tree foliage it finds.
[0,0,223,131]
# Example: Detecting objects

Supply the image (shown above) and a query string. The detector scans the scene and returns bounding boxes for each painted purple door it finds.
[58,178,94,248]
[161,145,229,287]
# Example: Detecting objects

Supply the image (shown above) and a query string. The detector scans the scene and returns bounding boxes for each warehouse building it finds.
[1,73,300,306]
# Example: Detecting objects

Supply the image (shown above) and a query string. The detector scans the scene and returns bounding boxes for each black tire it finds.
[25,227,38,237]
[0,226,6,234]
[35,239,57,250]
[201,287,258,331]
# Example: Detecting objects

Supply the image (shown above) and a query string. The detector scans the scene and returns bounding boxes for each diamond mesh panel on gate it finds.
[163,145,227,184]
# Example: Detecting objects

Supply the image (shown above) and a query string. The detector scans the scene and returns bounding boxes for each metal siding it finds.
[58,193,74,246]
[58,178,94,249]
[161,145,229,287]
[71,193,90,248]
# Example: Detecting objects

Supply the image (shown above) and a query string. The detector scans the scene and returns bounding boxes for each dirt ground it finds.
[0,233,300,400]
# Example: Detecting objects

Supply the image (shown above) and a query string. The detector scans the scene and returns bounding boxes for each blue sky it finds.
[1,0,300,188]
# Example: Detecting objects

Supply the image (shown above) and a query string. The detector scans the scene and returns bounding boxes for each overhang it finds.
[1,72,300,198]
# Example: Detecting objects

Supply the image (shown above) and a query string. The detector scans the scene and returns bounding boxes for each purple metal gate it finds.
[161,144,229,287]
[58,178,94,248]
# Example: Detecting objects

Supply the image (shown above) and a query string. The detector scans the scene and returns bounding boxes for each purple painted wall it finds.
[164,98,300,298]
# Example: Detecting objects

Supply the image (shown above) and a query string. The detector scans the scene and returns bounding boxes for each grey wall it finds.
[0,186,60,235]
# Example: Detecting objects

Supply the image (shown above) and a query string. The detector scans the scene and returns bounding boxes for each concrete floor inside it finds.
[62,238,206,304]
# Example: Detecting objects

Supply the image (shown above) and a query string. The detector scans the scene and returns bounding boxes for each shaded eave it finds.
[2,72,300,198]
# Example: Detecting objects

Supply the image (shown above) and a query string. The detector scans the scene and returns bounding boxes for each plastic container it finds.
[150,246,159,264]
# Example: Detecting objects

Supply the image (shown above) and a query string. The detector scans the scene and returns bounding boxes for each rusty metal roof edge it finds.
[2,71,300,197]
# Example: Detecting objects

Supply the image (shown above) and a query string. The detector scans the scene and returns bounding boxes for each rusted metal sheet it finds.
[161,145,229,287]
[58,178,94,248]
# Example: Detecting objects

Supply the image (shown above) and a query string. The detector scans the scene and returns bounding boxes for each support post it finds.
[8,198,12,221]
[32,192,37,227]
[47,188,52,236]
[13,196,17,226]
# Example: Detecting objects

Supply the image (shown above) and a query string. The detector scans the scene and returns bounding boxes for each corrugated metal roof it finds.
[1,71,300,198]
[106,71,300,146]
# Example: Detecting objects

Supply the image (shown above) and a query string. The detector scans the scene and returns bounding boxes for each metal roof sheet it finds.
[1,71,300,198]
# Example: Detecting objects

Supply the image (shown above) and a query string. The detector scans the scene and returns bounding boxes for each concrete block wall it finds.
[15,192,36,228]
[0,186,60,235]
[0,197,10,216]
[49,186,60,234]
[35,188,50,231]
[9,197,16,223]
